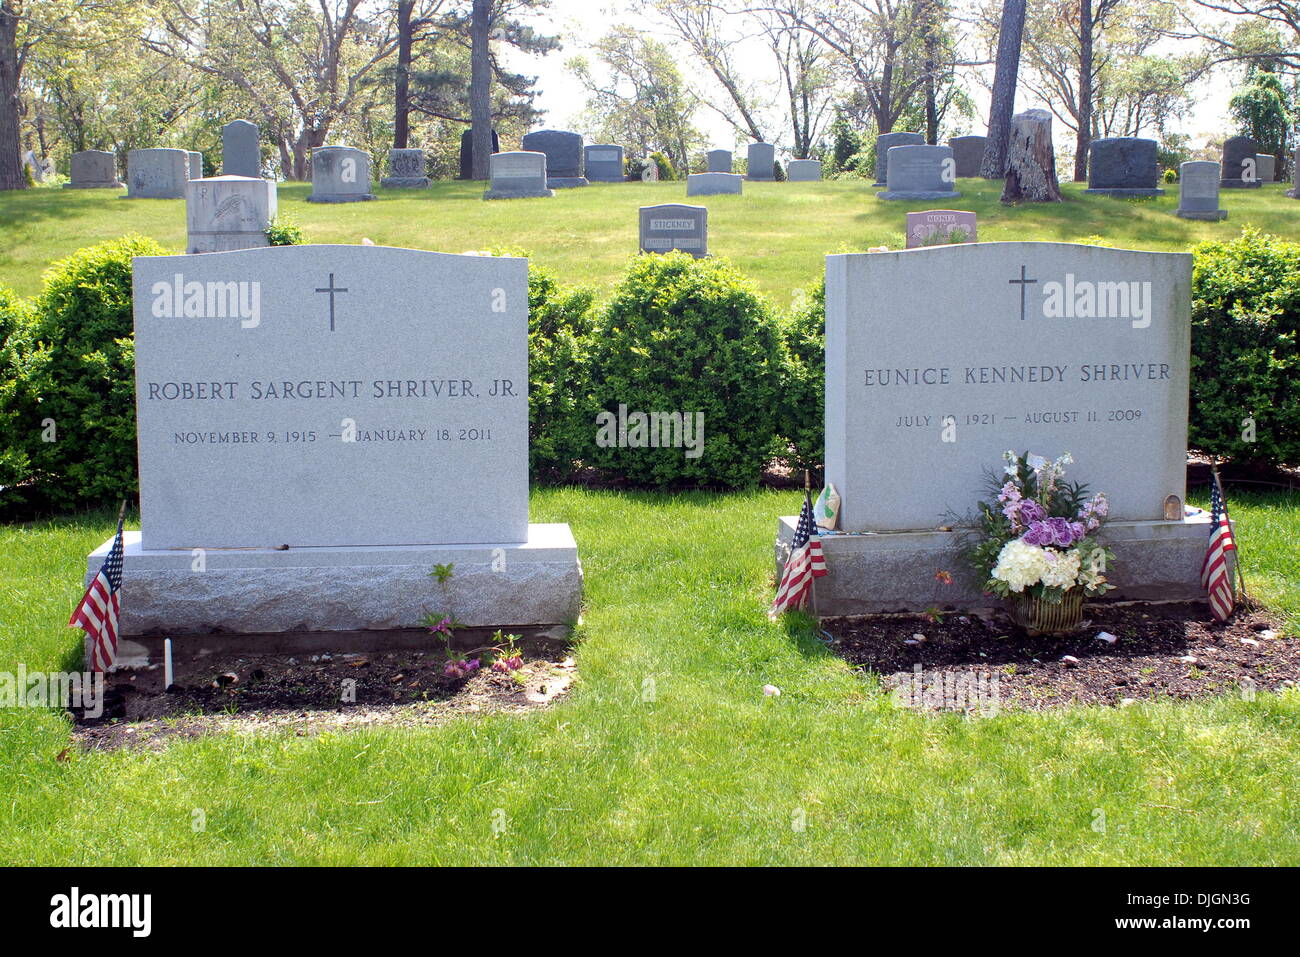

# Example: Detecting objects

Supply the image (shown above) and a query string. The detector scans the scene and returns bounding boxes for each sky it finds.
[502,1,1240,156]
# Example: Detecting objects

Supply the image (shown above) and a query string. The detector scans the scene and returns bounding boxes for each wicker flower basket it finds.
[1007,588,1085,636]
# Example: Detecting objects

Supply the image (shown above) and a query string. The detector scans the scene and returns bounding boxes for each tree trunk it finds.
[923,1,939,144]
[1074,0,1093,182]
[470,0,492,181]
[394,0,413,149]
[1001,108,1062,203]
[0,2,26,191]
[980,0,1027,179]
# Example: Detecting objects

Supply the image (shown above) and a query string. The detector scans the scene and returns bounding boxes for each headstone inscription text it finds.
[825,242,1191,532]
[132,245,529,549]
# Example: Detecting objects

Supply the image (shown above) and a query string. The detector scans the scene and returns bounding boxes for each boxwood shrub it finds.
[581,252,784,488]
[8,235,168,509]
[778,278,825,472]
[527,263,596,479]
[1189,228,1300,466]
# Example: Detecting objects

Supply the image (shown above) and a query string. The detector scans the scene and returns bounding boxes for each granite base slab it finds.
[85,525,583,654]
[1083,187,1165,197]
[1220,181,1262,189]
[306,192,376,203]
[1176,209,1228,220]
[380,176,430,188]
[547,177,589,189]
[483,187,555,200]
[775,513,1212,615]
[64,181,122,189]
[876,189,962,201]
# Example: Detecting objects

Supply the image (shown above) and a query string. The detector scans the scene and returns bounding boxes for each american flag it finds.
[1201,482,1237,622]
[70,519,125,672]
[772,490,827,614]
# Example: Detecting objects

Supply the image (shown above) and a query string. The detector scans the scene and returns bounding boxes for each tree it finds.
[393,1,456,149]
[980,0,1026,178]
[755,0,838,157]
[1230,66,1293,162]
[569,26,704,170]
[1,0,134,190]
[148,1,415,180]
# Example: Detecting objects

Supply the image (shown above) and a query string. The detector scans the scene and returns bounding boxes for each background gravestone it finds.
[948,135,986,178]
[584,144,625,182]
[64,150,121,189]
[381,148,429,188]
[97,244,582,645]
[878,144,960,200]
[459,128,500,179]
[786,241,1207,613]
[188,151,203,179]
[1002,109,1062,202]
[905,209,977,247]
[521,129,588,188]
[1255,153,1276,182]
[307,146,375,202]
[126,148,190,198]
[686,172,742,196]
[483,151,553,199]
[186,175,277,253]
[1176,161,1227,220]
[639,204,707,258]
[641,162,659,182]
[222,120,260,177]
[1289,147,1299,198]
[872,132,924,186]
[1084,137,1163,196]
[746,142,775,180]
[707,149,732,173]
[1220,135,1262,188]
[787,159,822,181]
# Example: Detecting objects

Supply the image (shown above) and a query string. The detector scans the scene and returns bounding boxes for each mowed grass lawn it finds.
[2,180,1300,865]
[1,488,1298,866]
[2,177,1299,302]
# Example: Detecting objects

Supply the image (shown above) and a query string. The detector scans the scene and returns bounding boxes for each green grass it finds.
[3,178,1298,303]
[2,488,1298,865]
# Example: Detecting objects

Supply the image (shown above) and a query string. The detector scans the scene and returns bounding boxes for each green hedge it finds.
[580,252,784,488]
[1189,228,1300,466]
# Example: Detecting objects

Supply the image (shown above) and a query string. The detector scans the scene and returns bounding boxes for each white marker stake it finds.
[164,638,174,691]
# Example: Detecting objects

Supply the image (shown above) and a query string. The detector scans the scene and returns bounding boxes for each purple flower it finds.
[998,481,1021,504]
[1019,500,1046,524]
[1070,521,1087,542]
[1021,521,1054,547]
[1045,517,1076,546]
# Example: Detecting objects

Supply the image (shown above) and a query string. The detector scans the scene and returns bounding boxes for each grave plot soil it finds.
[73,648,576,751]
[824,602,1299,711]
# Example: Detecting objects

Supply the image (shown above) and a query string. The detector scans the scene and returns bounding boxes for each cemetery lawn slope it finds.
[2,179,1298,303]
[1,488,1298,865]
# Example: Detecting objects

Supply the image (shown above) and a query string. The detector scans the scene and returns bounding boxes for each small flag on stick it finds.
[1201,477,1237,622]
[71,504,126,673]
[772,489,827,615]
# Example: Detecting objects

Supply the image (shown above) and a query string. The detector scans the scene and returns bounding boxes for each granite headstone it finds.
[65,150,121,189]
[746,142,775,181]
[877,144,960,200]
[222,120,261,178]
[483,151,553,200]
[1255,153,1276,182]
[459,128,500,179]
[126,148,191,198]
[707,149,733,173]
[1221,135,1262,188]
[186,175,278,253]
[905,209,977,248]
[948,135,986,178]
[686,172,742,196]
[1176,161,1227,220]
[787,159,822,181]
[584,144,625,182]
[639,204,707,258]
[521,129,588,188]
[1083,137,1164,196]
[783,241,1208,613]
[872,131,925,186]
[307,146,375,203]
[381,148,429,188]
[188,151,203,180]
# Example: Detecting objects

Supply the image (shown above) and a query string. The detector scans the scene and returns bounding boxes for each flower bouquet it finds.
[969,451,1115,635]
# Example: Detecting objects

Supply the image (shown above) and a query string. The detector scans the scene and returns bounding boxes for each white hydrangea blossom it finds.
[991,539,1051,592]
[1040,549,1082,589]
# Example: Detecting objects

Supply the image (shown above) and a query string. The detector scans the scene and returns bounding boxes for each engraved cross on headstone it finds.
[1009,265,1039,321]
[314,273,349,331]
